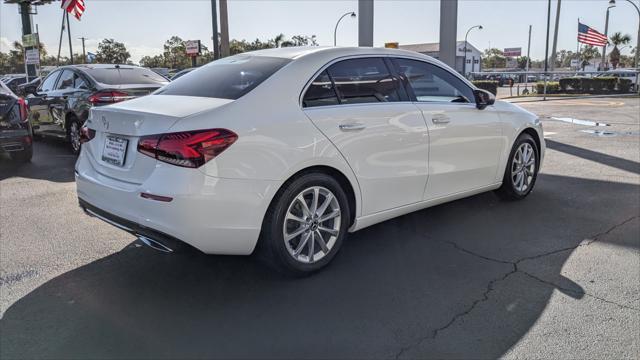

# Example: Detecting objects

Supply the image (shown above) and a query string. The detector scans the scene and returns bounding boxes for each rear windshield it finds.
[86,67,168,85]
[155,55,291,100]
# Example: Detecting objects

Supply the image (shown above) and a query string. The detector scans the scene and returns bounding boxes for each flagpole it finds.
[56,9,65,66]
[66,12,74,64]
[576,18,580,71]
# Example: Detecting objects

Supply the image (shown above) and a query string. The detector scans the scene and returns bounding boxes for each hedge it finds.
[472,80,498,95]
[535,82,560,94]
[552,77,633,94]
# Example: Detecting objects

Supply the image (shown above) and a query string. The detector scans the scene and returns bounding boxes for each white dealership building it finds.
[399,41,483,75]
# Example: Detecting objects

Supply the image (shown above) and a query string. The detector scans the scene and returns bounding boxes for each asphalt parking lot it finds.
[1,97,638,359]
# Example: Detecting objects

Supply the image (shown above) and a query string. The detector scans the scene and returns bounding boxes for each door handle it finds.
[432,115,450,124]
[339,123,366,131]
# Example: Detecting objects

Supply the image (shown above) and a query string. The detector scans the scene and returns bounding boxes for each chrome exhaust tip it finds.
[137,235,174,253]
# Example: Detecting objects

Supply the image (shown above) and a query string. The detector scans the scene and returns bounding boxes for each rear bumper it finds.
[75,149,279,255]
[79,198,186,252]
[0,129,31,153]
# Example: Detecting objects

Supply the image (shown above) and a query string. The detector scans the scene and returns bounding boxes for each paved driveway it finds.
[1,97,638,359]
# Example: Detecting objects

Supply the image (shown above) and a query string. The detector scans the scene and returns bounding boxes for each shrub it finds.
[535,81,559,94]
[472,80,498,95]
[618,78,632,93]
[559,78,580,92]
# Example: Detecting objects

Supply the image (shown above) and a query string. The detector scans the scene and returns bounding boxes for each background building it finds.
[399,41,483,74]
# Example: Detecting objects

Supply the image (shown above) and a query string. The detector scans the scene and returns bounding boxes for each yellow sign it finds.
[385,42,399,49]
[22,34,38,48]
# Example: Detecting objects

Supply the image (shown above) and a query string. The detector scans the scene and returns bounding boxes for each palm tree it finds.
[609,32,632,69]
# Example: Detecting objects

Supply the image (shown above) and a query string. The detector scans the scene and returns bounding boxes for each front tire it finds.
[495,133,539,200]
[259,172,350,276]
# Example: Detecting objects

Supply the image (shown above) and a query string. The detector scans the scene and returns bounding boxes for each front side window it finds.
[327,58,401,104]
[56,70,75,90]
[302,70,339,108]
[394,58,474,103]
[156,55,291,100]
[39,71,61,92]
[74,73,88,89]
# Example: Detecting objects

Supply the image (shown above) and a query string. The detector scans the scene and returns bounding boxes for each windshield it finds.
[155,55,291,100]
[85,67,169,85]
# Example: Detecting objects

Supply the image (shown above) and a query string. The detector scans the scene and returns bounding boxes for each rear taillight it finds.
[80,126,96,144]
[88,91,132,104]
[17,98,28,122]
[137,129,237,168]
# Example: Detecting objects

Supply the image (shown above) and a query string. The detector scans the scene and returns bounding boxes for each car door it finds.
[303,57,429,216]
[48,69,78,136]
[392,58,504,200]
[28,70,61,134]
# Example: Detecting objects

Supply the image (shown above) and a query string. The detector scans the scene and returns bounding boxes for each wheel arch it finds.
[267,165,360,229]
[521,127,541,156]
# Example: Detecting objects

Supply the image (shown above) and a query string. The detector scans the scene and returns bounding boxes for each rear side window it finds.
[40,71,60,92]
[86,67,168,85]
[156,56,291,100]
[394,58,474,103]
[327,57,401,104]
[302,70,339,107]
[56,70,75,90]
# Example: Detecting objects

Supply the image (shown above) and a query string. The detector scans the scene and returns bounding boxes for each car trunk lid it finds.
[84,95,233,184]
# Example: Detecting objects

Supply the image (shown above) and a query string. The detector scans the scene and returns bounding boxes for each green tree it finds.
[580,46,601,70]
[95,38,131,64]
[482,48,506,69]
[608,32,632,69]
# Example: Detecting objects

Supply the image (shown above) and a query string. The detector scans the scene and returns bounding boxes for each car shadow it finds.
[1,173,638,359]
[0,138,76,182]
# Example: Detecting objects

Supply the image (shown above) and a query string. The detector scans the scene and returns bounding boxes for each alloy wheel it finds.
[283,186,341,264]
[511,142,536,193]
[70,122,81,153]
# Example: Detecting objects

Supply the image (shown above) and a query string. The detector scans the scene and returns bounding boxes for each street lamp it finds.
[602,3,616,70]
[334,11,356,46]
[609,0,640,69]
[463,25,483,76]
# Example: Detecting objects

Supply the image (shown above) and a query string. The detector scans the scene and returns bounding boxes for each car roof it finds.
[246,46,439,61]
[59,64,146,71]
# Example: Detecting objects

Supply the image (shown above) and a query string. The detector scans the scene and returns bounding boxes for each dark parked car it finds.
[2,75,27,94]
[0,81,32,163]
[16,77,41,96]
[26,64,169,154]
[170,68,195,81]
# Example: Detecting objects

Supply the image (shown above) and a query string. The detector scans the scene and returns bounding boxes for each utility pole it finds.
[543,0,551,100]
[78,37,87,63]
[439,0,458,70]
[18,1,37,81]
[550,0,561,71]
[525,25,532,90]
[211,0,219,60]
[358,0,374,46]
[219,0,230,57]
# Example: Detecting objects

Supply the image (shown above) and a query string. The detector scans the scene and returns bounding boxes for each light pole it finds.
[609,0,640,69]
[602,4,615,69]
[463,25,482,77]
[334,11,356,46]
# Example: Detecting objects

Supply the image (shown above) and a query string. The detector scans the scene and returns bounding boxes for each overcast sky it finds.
[1,0,638,63]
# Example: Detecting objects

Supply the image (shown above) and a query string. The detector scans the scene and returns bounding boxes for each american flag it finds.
[61,0,85,21]
[578,23,608,47]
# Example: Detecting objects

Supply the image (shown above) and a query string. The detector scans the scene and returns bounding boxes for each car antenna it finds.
[115,64,120,68]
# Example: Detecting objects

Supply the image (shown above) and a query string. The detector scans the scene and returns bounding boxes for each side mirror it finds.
[474,89,495,110]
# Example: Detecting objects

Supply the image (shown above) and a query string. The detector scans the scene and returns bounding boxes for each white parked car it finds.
[76,47,544,274]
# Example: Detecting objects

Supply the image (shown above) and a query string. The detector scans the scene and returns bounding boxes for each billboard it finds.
[504,47,522,57]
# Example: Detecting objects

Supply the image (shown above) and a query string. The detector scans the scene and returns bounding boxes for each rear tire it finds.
[495,133,539,200]
[258,172,350,276]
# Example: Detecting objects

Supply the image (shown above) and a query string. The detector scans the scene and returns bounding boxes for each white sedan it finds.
[76,47,544,274]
